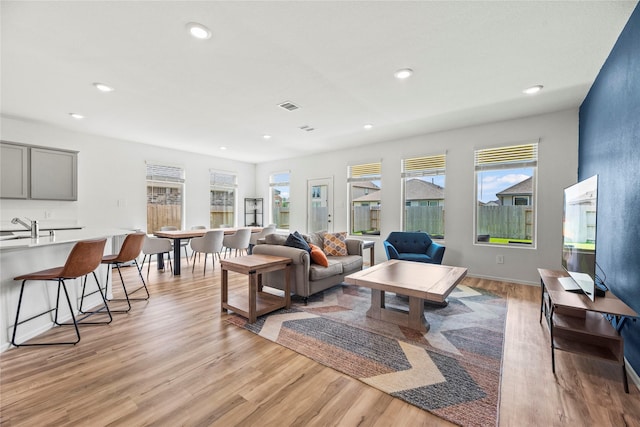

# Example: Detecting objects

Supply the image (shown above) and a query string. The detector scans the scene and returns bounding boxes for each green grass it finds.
[489,237,532,245]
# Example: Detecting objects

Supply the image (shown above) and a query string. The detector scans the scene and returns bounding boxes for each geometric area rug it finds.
[226,282,507,427]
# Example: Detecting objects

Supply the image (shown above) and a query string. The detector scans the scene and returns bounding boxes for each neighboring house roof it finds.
[405,179,444,200]
[352,181,380,190]
[478,200,500,206]
[497,177,532,197]
[353,189,381,203]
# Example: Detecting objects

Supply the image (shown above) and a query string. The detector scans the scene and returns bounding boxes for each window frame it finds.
[269,171,290,230]
[474,142,538,247]
[401,154,446,238]
[348,161,382,236]
[145,162,186,232]
[209,170,237,228]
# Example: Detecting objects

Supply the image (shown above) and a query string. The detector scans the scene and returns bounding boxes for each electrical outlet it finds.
[496,255,504,264]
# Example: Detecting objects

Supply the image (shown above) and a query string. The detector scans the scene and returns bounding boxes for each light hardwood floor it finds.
[1,257,639,426]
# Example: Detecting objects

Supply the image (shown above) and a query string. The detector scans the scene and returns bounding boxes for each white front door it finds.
[307,178,333,233]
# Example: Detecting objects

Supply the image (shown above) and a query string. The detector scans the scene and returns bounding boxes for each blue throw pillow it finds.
[285,231,311,253]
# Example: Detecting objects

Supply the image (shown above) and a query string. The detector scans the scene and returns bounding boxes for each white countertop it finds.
[0,228,133,251]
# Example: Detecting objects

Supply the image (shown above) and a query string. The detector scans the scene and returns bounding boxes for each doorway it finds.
[307,178,333,233]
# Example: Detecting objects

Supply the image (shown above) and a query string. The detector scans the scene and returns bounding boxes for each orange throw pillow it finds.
[309,244,329,267]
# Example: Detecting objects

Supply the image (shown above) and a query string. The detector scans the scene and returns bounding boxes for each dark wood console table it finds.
[538,268,637,393]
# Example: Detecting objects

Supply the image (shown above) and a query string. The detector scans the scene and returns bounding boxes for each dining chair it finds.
[222,228,252,258]
[190,230,224,274]
[160,225,191,265]
[248,224,276,254]
[101,232,148,313]
[12,238,109,347]
[140,235,173,276]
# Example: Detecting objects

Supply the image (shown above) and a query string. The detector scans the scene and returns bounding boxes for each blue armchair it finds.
[383,231,445,264]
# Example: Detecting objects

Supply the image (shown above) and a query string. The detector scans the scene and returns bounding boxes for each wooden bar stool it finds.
[101,232,149,313]
[12,238,109,347]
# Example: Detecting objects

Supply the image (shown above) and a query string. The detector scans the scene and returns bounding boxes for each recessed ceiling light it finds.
[93,82,114,92]
[363,124,373,130]
[263,134,272,140]
[394,68,413,80]
[186,22,211,40]
[69,113,84,119]
[219,146,227,150]
[523,85,543,95]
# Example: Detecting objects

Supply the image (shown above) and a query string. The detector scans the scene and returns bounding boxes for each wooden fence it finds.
[272,207,290,229]
[147,205,181,233]
[404,206,445,236]
[477,205,533,240]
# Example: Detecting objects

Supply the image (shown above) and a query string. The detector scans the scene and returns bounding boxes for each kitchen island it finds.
[0,228,132,351]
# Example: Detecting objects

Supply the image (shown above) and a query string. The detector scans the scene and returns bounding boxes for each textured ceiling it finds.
[1,1,637,163]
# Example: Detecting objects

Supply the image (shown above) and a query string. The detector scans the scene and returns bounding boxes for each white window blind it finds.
[269,172,290,187]
[210,170,236,187]
[146,163,185,183]
[402,154,446,178]
[474,142,538,171]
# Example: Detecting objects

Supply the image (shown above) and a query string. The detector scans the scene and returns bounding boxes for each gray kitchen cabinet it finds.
[0,143,29,199]
[0,141,78,201]
[30,147,78,200]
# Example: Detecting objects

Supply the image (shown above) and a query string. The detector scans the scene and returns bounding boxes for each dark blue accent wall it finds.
[579,3,640,374]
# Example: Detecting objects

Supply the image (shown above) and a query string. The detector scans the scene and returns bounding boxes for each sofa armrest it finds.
[383,240,399,259]
[426,241,446,264]
[345,238,363,256]
[252,244,309,265]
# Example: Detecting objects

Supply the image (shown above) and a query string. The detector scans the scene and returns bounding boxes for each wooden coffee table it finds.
[220,254,291,323]
[345,260,467,332]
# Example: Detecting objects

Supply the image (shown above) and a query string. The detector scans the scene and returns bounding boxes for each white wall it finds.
[0,116,256,231]
[2,110,579,285]
[256,109,579,285]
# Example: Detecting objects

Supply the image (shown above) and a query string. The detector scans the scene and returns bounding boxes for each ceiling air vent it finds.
[278,101,300,111]
[299,125,315,132]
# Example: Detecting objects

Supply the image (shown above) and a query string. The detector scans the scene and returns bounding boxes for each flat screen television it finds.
[560,175,598,300]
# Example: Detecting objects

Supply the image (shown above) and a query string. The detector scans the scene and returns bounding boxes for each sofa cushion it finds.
[309,243,329,267]
[309,259,343,281]
[323,232,348,256]
[265,233,287,245]
[332,254,363,273]
[285,231,311,252]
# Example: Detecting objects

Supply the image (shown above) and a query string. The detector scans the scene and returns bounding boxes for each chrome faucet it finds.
[11,217,39,238]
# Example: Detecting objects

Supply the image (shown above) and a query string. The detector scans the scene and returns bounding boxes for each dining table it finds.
[153,227,263,275]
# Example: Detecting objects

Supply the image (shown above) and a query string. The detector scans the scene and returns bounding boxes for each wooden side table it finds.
[221,254,291,323]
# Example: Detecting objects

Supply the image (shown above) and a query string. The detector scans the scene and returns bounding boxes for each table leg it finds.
[367,289,384,320]
[284,264,291,309]
[173,238,182,275]
[408,296,429,332]
[248,271,257,323]
[221,268,228,313]
[157,253,165,270]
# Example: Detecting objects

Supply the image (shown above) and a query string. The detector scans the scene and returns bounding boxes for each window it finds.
[475,142,538,245]
[210,170,236,228]
[402,154,446,238]
[348,162,381,235]
[146,162,185,233]
[270,172,290,229]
